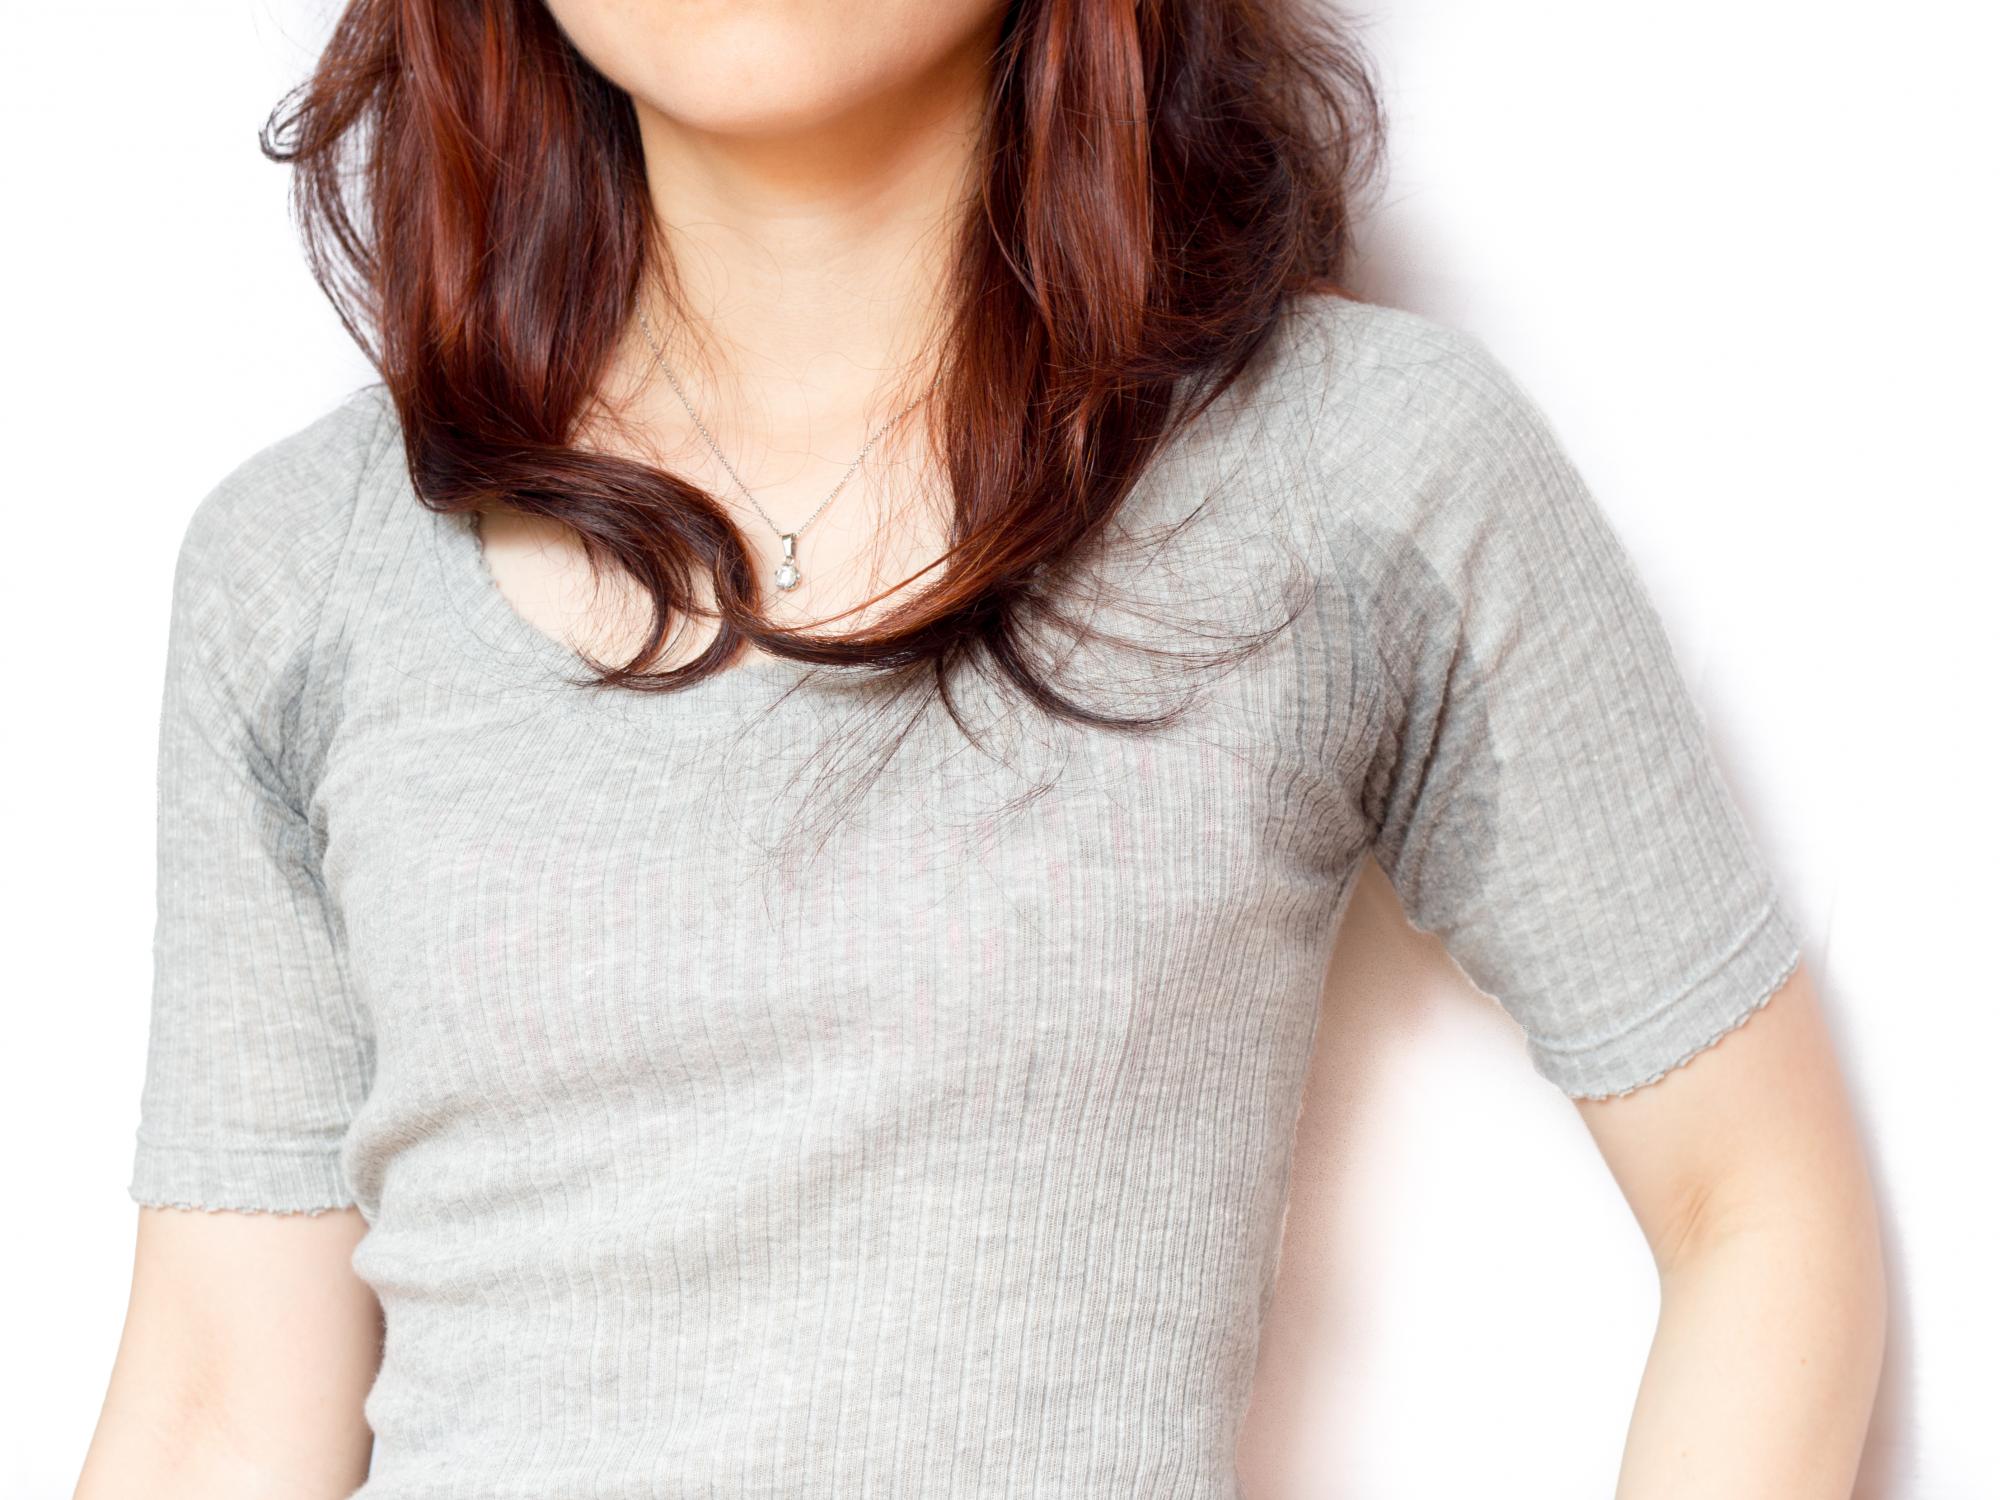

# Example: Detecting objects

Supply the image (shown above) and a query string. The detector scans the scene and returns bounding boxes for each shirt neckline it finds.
[425,490,872,716]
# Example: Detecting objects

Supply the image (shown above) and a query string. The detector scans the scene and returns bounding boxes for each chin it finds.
[545,0,1001,141]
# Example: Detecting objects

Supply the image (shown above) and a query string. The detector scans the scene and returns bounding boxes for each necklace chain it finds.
[635,304,940,592]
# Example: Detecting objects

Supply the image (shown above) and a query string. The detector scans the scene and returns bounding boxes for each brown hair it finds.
[264,0,1383,739]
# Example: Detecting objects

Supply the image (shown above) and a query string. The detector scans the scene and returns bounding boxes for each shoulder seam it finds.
[290,383,401,814]
[301,383,400,669]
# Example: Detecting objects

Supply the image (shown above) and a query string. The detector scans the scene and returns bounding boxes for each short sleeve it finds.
[1362,326,1804,1099]
[127,435,377,1214]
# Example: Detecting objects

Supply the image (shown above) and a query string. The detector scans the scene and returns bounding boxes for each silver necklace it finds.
[636,305,940,593]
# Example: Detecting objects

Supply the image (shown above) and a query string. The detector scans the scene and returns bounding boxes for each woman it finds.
[80,1,1884,1496]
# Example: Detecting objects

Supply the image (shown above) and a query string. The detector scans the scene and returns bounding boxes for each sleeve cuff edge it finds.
[1529,901,1805,1100]
[128,1138,357,1217]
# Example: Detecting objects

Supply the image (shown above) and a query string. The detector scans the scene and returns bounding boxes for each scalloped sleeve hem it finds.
[127,1138,358,1217]
[1526,898,1805,1101]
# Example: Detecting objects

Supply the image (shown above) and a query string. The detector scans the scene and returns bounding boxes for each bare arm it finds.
[74,1205,382,1500]
[1577,962,1886,1499]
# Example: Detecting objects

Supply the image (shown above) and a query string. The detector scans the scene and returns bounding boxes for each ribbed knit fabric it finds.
[128,292,1803,1498]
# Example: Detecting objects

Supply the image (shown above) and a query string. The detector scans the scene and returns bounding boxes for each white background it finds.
[4,3,1992,1496]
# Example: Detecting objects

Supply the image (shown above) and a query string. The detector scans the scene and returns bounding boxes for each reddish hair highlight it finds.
[264,0,1386,750]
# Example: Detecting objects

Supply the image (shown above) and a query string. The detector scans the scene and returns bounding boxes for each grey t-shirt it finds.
[128,292,1802,1497]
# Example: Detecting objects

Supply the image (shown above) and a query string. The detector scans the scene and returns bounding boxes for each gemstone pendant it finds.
[774,533,802,591]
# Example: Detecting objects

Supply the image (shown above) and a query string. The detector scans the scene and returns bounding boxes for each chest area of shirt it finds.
[314,649,1360,1055]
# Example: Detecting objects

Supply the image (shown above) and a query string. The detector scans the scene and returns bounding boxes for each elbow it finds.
[1658,1172,1891,1386]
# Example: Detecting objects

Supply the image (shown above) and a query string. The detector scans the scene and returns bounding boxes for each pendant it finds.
[774,532,802,591]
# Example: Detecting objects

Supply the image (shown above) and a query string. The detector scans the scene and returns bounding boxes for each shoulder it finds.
[171,383,400,652]
[164,382,400,742]
[1271,291,1562,468]
[1258,291,1591,555]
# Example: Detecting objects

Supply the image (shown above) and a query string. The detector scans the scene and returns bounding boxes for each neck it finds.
[619,28,990,451]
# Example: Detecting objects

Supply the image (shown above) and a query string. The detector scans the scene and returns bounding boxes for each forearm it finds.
[1613,1216,1887,1499]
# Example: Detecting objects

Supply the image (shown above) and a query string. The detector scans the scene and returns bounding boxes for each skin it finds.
[500,0,1007,670]
[77,3,1886,1495]
[1579,961,1886,1499]
[75,1207,379,1498]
